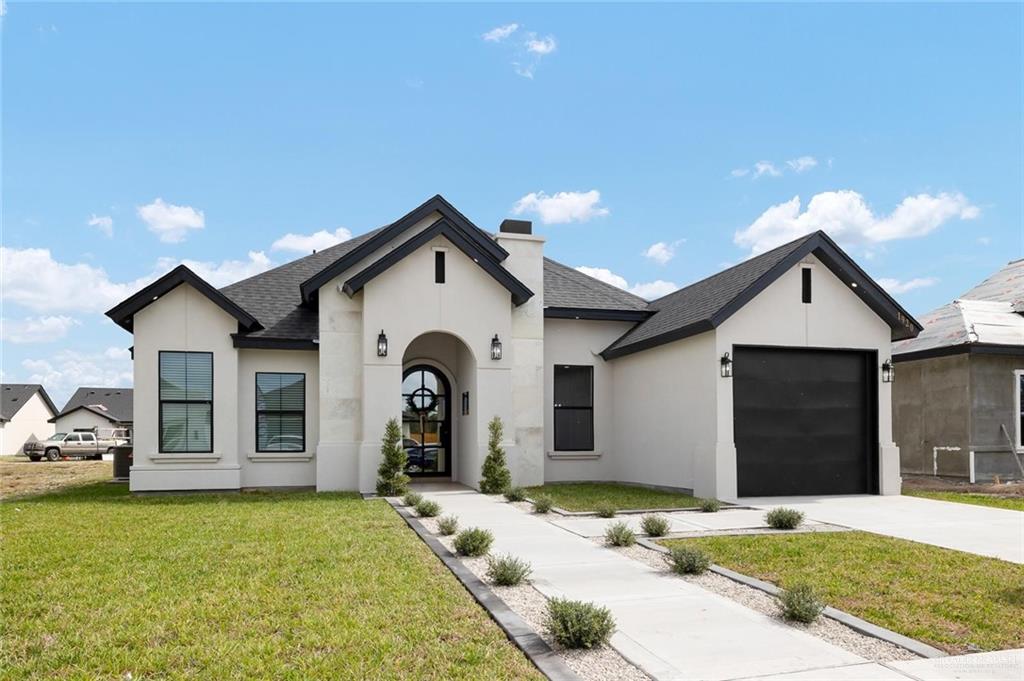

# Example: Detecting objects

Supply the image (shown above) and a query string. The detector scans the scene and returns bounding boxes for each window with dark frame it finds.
[801,267,812,304]
[435,251,446,284]
[553,365,594,451]
[159,351,213,453]
[256,372,305,452]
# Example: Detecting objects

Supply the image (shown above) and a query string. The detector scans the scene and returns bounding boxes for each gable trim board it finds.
[893,342,1024,363]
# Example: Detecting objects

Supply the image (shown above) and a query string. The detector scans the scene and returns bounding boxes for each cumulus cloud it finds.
[483,23,518,41]
[271,227,353,253]
[0,316,79,344]
[137,198,205,243]
[513,190,609,224]
[526,35,557,54]
[734,190,980,255]
[21,348,133,406]
[87,214,113,237]
[154,251,272,288]
[786,156,818,173]
[643,240,684,265]
[574,266,677,301]
[574,266,628,290]
[877,277,939,294]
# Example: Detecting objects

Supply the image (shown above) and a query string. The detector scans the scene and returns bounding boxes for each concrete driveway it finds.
[738,494,1023,563]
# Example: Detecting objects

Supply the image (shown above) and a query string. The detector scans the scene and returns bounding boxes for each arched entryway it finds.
[401,365,451,476]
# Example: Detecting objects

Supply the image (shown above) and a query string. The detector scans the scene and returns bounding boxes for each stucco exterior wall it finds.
[893,354,971,476]
[53,409,118,435]
[1,393,55,456]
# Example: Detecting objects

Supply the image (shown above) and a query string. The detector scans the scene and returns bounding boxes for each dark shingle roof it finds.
[54,387,133,423]
[1,384,57,422]
[543,259,649,311]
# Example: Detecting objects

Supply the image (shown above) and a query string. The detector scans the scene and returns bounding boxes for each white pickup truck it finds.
[22,429,130,462]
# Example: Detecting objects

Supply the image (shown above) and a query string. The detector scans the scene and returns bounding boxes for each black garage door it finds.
[734,347,877,496]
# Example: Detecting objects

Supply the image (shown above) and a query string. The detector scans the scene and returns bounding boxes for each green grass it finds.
[904,490,1024,512]
[524,482,699,512]
[662,532,1024,654]
[0,484,542,680]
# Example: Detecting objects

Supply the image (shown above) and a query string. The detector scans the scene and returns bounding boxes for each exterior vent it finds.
[499,219,532,235]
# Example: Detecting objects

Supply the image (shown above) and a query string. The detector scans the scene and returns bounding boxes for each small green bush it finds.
[545,598,615,649]
[415,499,441,517]
[640,514,670,537]
[453,527,494,557]
[402,491,423,507]
[436,515,459,535]
[595,503,617,518]
[504,486,527,502]
[765,507,804,530]
[664,545,711,575]
[699,498,721,513]
[780,583,825,623]
[486,554,533,586]
[604,521,636,547]
[480,416,512,494]
[532,494,554,514]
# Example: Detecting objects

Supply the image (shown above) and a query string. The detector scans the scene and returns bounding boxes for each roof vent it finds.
[499,219,532,235]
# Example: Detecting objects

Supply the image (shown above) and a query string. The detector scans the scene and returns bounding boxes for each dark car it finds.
[403,437,439,472]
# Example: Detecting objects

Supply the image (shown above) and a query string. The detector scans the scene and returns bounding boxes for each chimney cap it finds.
[499,219,532,235]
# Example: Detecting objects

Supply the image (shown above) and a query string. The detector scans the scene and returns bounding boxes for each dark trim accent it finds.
[342,218,534,306]
[434,250,446,284]
[553,364,595,452]
[801,266,812,304]
[106,265,261,333]
[255,372,306,454]
[231,334,318,350]
[402,365,452,477]
[158,350,214,454]
[601,319,715,360]
[893,342,1024,363]
[299,194,508,303]
[544,306,651,322]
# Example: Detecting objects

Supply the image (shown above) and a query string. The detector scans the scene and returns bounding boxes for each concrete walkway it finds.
[738,495,1024,564]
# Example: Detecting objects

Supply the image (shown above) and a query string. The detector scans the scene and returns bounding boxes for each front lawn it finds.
[904,490,1024,512]
[662,531,1024,654]
[0,484,541,680]
[524,482,700,511]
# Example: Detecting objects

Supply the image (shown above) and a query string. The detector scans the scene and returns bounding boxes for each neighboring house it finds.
[893,259,1024,480]
[51,387,134,434]
[0,384,57,456]
[106,195,920,497]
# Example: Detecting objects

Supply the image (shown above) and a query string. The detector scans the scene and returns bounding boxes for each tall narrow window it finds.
[553,365,594,451]
[801,267,812,304]
[256,372,305,452]
[435,251,446,284]
[159,351,213,453]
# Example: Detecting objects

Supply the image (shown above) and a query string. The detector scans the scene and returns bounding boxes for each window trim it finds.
[1015,370,1024,450]
[158,350,214,454]
[255,371,307,453]
[553,364,595,452]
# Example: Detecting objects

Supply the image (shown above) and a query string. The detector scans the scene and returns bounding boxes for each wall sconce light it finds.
[720,352,733,378]
[462,391,470,415]
[490,334,502,361]
[881,359,894,383]
[377,330,388,357]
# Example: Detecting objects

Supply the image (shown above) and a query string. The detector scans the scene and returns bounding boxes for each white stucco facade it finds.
[1,391,56,456]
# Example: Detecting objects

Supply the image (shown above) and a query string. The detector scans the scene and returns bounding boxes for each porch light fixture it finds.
[881,359,894,383]
[490,334,502,361]
[720,352,733,378]
[377,330,388,357]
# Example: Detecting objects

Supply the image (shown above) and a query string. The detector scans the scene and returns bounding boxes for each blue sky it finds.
[2,2,1021,405]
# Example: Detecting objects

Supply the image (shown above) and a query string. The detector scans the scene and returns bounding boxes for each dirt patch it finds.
[0,459,112,500]
[902,474,1024,497]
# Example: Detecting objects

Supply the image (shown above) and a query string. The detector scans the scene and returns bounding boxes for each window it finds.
[801,267,812,304]
[159,351,213,453]
[554,365,594,451]
[66,434,81,443]
[1016,370,1024,449]
[435,251,446,284]
[256,372,305,452]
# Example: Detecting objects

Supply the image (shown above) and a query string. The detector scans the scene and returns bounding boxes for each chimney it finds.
[499,219,532,235]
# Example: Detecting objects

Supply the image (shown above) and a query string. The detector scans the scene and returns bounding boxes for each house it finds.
[893,259,1024,481]
[106,195,920,497]
[1,384,57,456]
[51,387,134,435]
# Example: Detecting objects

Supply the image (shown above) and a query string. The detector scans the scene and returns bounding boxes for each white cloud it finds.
[513,190,609,224]
[483,23,519,42]
[271,227,352,253]
[877,277,939,294]
[574,266,677,301]
[0,316,79,344]
[574,266,628,290]
[104,346,131,360]
[87,214,113,237]
[155,251,272,288]
[643,240,683,265]
[786,156,818,173]
[21,348,133,407]
[526,35,557,55]
[730,168,750,178]
[753,161,781,178]
[734,190,980,255]
[137,198,205,243]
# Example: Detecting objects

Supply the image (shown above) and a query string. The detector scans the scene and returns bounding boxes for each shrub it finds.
[765,507,804,530]
[402,491,423,507]
[664,545,711,575]
[533,494,555,514]
[504,486,527,502]
[480,417,512,494]
[375,418,410,496]
[640,514,670,537]
[604,521,636,547]
[453,527,494,557]
[436,515,459,535]
[699,498,721,513]
[595,504,617,518]
[486,554,533,586]
[780,583,825,623]
[545,598,615,649]
[415,499,441,517]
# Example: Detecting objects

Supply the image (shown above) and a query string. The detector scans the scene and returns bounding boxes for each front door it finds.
[401,365,451,476]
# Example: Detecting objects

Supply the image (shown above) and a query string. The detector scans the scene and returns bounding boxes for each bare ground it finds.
[902,474,1024,496]
[0,458,113,500]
